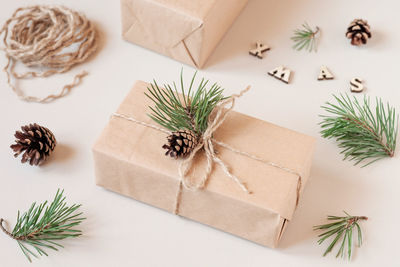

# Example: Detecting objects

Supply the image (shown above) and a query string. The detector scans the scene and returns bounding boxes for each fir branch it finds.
[145,71,226,135]
[314,211,368,260]
[320,94,398,166]
[291,22,320,52]
[0,189,85,262]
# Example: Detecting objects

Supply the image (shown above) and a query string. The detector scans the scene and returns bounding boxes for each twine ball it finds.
[0,5,98,102]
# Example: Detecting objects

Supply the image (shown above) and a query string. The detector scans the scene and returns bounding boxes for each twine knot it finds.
[177,86,252,195]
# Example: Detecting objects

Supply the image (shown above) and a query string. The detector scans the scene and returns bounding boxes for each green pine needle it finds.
[0,189,85,262]
[320,94,398,166]
[291,22,320,52]
[314,211,368,260]
[145,70,227,135]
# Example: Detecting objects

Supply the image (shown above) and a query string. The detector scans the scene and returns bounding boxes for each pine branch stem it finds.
[312,26,320,37]
[344,116,394,157]
[0,218,18,240]
[25,223,51,240]
[185,106,198,136]
[346,216,368,228]
[0,218,36,241]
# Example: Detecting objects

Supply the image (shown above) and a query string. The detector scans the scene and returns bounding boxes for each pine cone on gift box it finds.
[163,129,198,158]
[346,19,371,46]
[10,123,57,166]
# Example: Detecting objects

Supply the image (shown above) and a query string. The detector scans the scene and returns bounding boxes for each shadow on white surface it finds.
[365,29,385,49]
[43,143,76,166]
[205,0,312,68]
[278,159,370,251]
[86,20,107,64]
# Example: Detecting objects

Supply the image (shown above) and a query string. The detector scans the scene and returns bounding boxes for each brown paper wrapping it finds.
[120,0,249,68]
[92,81,315,247]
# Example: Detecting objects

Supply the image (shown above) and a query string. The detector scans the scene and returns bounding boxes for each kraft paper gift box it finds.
[120,0,249,68]
[93,81,315,247]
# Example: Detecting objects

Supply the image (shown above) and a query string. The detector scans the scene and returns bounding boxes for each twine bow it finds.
[177,86,251,195]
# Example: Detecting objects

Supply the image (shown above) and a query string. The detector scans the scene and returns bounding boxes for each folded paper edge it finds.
[181,32,201,68]
[120,0,251,68]
[122,0,203,48]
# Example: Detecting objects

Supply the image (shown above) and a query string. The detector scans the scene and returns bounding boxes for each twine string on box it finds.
[0,5,98,103]
[113,86,302,215]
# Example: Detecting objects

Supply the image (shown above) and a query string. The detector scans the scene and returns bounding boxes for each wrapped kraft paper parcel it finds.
[120,0,249,68]
[92,81,315,247]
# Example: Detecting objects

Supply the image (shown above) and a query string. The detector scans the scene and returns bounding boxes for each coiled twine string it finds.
[0,5,98,103]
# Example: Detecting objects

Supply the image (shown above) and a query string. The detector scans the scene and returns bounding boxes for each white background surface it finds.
[0,0,399,266]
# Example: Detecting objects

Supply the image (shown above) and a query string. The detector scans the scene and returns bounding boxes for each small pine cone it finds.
[163,129,198,158]
[10,123,57,166]
[346,19,371,46]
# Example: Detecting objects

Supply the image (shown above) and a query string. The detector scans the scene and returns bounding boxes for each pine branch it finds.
[291,22,320,52]
[0,189,85,262]
[145,70,226,135]
[320,94,398,166]
[314,211,368,260]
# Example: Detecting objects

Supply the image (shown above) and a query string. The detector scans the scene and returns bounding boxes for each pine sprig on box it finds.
[145,71,228,158]
[145,71,226,135]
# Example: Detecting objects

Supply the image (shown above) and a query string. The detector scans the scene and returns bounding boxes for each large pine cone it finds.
[10,123,56,166]
[163,130,198,158]
[346,19,371,46]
